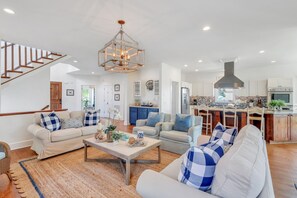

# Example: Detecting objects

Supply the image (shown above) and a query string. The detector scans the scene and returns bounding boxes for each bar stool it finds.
[223,106,238,129]
[197,105,212,135]
[247,107,265,139]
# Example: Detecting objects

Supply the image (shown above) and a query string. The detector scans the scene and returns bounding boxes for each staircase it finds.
[0,40,67,85]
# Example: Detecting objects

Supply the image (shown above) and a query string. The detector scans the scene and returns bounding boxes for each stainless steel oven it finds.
[268,87,293,106]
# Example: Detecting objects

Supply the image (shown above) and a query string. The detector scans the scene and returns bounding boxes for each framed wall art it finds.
[114,84,120,92]
[66,89,74,96]
[114,94,120,101]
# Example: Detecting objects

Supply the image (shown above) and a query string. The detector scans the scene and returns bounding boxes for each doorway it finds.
[50,81,62,110]
[171,81,179,117]
[103,85,113,117]
[81,85,96,111]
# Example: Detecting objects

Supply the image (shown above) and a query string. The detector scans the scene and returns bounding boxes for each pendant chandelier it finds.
[98,20,145,73]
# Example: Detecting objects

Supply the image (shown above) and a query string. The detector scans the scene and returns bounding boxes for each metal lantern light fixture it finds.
[98,20,145,73]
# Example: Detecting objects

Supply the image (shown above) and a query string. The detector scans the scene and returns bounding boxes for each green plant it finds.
[269,100,286,109]
[111,131,122,141]
[104,125,117,134]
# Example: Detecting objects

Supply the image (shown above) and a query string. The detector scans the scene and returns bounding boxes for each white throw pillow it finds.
[211,125,265,198]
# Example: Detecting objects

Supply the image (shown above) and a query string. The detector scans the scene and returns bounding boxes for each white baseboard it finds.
[9,139,33,150]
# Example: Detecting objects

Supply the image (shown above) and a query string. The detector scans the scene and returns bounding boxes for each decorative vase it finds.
[107,131,114,143]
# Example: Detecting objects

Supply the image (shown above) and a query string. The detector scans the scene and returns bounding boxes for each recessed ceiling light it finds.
[73,60,78,63]
[3,8,15,14]
[184,64,188,67]
[203,26,210,31]
[91,72,94,74]
[198,59,203,63]
[271,60,276,63]
[259,50,265,54]
[195,69,199,72]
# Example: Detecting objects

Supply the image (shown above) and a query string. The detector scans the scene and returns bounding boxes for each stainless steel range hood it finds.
[214,61,244,89]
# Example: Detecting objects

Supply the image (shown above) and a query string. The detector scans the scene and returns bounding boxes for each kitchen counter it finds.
[191,105,296,115]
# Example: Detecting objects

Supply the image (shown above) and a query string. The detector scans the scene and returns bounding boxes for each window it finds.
[215,88,234,102]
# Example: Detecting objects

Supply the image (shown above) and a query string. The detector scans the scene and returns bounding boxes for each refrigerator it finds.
[181,87,190,114]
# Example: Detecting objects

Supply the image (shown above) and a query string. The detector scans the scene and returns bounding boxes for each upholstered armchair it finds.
[0,141,12,181]
[159,115,203,154]
[133,112,171,139]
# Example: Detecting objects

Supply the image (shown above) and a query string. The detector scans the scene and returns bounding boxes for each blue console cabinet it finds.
[129,107,159,125]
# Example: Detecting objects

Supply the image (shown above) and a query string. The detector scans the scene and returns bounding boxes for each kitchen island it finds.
[193,107,297,143]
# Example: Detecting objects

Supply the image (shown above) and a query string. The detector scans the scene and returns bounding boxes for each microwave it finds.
[268,87,293,106]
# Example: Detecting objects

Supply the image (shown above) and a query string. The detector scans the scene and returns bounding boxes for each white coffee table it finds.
[83,132,162,185]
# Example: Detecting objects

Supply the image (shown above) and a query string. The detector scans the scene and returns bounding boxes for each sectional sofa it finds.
[136,124,274,198]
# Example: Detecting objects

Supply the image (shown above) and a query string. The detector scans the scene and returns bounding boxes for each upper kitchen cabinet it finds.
[193,82,213,96]
[204,82,214,96]
[268,78,292,89]
[249,80,267,96]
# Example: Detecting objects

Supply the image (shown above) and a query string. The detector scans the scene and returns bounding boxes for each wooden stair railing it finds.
[0,40,65,85]
[41,105,50,111]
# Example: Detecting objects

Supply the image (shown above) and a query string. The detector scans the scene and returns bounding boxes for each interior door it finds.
[50,81,62,110]
[103,85,113,117]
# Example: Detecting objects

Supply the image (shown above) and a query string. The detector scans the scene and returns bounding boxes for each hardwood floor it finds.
[1,124,297,198]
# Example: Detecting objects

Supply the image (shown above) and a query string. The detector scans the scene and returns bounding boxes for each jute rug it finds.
[10,147,180,198]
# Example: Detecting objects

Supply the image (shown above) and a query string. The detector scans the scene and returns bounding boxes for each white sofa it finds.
[136,125,275,198]
[28,111,97,159]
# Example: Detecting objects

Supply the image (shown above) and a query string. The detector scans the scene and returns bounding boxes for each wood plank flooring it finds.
[1,124,297,198]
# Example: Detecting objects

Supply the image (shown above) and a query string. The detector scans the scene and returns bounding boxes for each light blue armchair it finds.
[159,115,203,154]
[133,112,171,139]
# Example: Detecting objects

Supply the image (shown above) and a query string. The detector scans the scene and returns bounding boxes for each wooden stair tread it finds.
[20,65,34,69]
[1,76,10,79]
[41,57,54,60]
[6,70,23,73]
[31,61,44,64]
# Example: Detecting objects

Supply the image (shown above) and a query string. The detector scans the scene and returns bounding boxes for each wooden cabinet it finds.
[129,107,159,125]
[273,114,297,142]
[273,114,290,142]
[290,115,297,141]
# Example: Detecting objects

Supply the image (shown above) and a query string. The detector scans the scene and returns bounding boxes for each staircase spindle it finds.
[25,47,27,65]
[4,42,7,77]
[30,48,33,63]
[11,44,14,71]
[18,45,21,66]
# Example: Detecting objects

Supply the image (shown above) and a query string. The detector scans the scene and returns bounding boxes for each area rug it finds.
[10,147,180,198]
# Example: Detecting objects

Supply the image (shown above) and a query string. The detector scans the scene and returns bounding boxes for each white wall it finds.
[1,67,50,113]
[0,114,34,149]
[160,63,181,115]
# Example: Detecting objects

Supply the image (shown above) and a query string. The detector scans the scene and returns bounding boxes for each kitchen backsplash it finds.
[190,96,267,107]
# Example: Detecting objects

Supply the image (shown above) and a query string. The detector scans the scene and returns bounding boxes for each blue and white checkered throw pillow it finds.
[178,147,217,191]
[210,122,238,145]
[84,110,100,126]
[199,139,225,164]
[40,112,61,132]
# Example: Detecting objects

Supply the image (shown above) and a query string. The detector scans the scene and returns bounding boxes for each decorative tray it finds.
[127,140,146,147]
[95,138,107,143]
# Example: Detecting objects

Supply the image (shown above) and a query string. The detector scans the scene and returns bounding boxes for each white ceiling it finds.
[1,0,297,75]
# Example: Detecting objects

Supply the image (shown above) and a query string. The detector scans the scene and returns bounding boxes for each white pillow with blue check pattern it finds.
[178,146,217,191]
[199,139,225,164]
[40,112,61,132]
[210,122,238,146]
[84,110,100,126]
